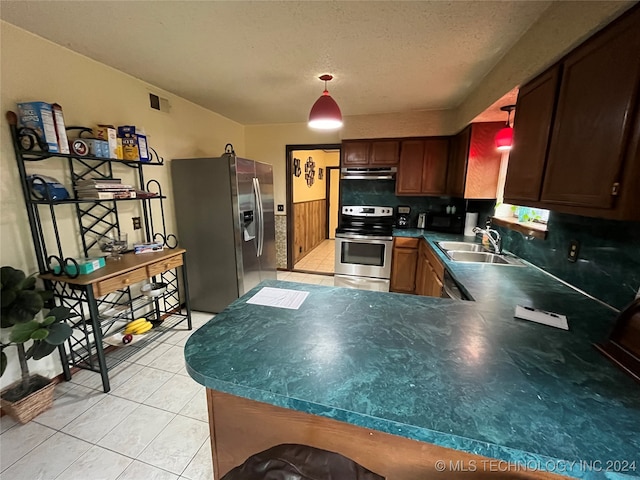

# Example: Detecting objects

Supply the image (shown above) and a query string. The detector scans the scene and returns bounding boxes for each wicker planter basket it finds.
[0,375,55,424]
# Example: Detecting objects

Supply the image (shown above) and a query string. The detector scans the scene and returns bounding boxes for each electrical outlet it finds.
[277,204,284,212]
[132,217,141,230]
[567,240,579,262]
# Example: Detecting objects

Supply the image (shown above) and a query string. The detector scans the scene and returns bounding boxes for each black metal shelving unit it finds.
[7,111,192,393]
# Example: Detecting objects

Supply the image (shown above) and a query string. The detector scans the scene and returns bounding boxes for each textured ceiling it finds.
[0,1,565,125]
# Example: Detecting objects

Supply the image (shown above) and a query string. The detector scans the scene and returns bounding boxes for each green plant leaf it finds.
[44,322,72,345]
[41,315,56,326]
[1,289,17,309]
[4,290,44,325]
[1,266,25,292]
[30,328,49,340]
[31,341,56,360]
[46,306,72,323]
[0,350,6,376]
[9,320,40,343]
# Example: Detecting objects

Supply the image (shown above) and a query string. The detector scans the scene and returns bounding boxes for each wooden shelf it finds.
[491,216,548,240]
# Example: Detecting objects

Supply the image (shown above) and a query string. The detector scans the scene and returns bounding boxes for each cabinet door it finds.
[421,138,450,196]
[390,247,418,293]
[447,127,470,197]
[415,255,431,296]
[504,66,560,203]
[396,140,425,194]
[464,122,504,199]
[540,10,640,208]
[429,269,444,298]
[370,140,400,166]
[342,141,370,166]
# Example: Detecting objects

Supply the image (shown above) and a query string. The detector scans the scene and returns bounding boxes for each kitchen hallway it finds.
[293,239,335,274]
[0,272,331,480]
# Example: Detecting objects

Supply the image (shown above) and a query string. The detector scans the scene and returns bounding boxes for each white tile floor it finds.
[0,272,331,480]
[293,239,335,274]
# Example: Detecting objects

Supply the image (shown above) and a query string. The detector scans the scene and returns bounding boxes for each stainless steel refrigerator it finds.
[171,153,277,312]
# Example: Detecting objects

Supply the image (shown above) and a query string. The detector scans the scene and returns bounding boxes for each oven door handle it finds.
[336,233,393,241]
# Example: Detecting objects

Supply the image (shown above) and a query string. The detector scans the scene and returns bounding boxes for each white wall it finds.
[0,22,244,387]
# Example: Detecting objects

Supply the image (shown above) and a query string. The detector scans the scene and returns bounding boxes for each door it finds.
[504,66,560,203]
[255,160,277,281]
[342,141,370,166]
[421,138,450,196]
[396,140,424,194]
[447,126,471,197]
[236,158,261,294]
[540,11,640,208]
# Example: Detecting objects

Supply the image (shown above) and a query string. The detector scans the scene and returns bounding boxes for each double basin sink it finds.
[436,241,524,266]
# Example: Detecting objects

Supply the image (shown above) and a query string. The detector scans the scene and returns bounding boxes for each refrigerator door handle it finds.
[255,177,265,256]
[252,177,261,257]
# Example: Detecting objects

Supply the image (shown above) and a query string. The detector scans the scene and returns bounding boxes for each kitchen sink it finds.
[436,241,488,252]
[435,241,525,266]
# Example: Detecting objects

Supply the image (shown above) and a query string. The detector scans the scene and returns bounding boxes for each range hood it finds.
[340,167,397,180]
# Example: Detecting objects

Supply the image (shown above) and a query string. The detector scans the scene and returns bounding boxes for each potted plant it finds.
[0,266,72,423]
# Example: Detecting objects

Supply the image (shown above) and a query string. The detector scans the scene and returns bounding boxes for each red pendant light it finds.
[495,105,516,151]
[308,74,343,130]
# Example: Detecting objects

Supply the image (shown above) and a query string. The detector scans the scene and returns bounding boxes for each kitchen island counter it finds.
[185,256,639,478]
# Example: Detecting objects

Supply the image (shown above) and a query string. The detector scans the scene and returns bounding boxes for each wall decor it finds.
[318,168,324,180]
[293,158,301,177]
[305,156,315,187]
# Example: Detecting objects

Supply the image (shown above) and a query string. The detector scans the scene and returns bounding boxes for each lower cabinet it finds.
[391,237,444,298]
[416,240,444,298]
[390,237,419,293]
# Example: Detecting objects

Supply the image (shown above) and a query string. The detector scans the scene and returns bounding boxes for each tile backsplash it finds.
[496,212,640,311]
[340,179,495,228]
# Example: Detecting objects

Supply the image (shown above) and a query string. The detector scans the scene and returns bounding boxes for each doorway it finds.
[285,144,341,274]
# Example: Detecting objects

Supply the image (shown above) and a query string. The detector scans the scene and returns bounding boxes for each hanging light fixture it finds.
[495,104,516,151]
[308,74,343,130]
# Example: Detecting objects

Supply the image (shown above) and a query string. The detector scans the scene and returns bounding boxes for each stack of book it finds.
[74,178,136,200]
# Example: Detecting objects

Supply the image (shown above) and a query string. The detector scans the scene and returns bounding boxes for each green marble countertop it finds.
[185,229,639,479]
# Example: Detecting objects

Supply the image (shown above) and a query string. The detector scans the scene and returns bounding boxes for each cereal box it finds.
[17,102,60,153]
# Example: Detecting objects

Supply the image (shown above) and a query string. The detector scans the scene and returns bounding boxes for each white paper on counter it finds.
[246,287,309,310]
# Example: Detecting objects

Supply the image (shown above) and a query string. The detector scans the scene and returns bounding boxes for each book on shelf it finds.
[76,190,137,200]
[75,177,122,185]
[74,184,134,191]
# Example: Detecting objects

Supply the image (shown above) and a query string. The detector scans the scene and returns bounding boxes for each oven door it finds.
[334,233,393,279]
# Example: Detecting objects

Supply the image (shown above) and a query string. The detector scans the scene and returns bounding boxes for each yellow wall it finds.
[0,22,244,387]
[292,150,339,203]
[244,124,340,213]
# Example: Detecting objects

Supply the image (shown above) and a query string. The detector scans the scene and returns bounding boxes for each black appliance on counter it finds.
[425,212,465,234]
[396,206,411,228]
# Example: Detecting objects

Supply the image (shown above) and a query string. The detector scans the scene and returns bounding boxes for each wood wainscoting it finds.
[293,199,327,265]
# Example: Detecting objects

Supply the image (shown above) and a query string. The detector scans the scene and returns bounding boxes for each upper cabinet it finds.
[447,122,503,199]
[504,5,640,220]
[396,138,449,195]
[342,139,399,166]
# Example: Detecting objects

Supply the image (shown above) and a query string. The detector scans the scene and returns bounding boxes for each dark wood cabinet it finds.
[540,10,640,209]
[504,66,560,203]
[342,141,370,166]
[342,139,399,166]
[396,140,425,194]
[370,140,400,165]
[415,240,444,298]
[396,138,449,196]
[447,126,471,197]
[504,5,640,220]
[390,237,419,294]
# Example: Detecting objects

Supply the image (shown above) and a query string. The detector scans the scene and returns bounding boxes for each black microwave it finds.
[426,213,464,234]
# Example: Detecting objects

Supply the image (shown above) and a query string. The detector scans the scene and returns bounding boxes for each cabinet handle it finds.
[164,263,170,269]
[611,182,620,196]
[123,278,130,285]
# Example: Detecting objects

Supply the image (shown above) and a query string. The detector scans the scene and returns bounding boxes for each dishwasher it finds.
[441,270,471,301]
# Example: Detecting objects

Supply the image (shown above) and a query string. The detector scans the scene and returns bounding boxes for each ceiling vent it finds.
[149,93,171,113]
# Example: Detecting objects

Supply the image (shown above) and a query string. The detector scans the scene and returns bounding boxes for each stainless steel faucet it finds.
[472,226,502,254]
